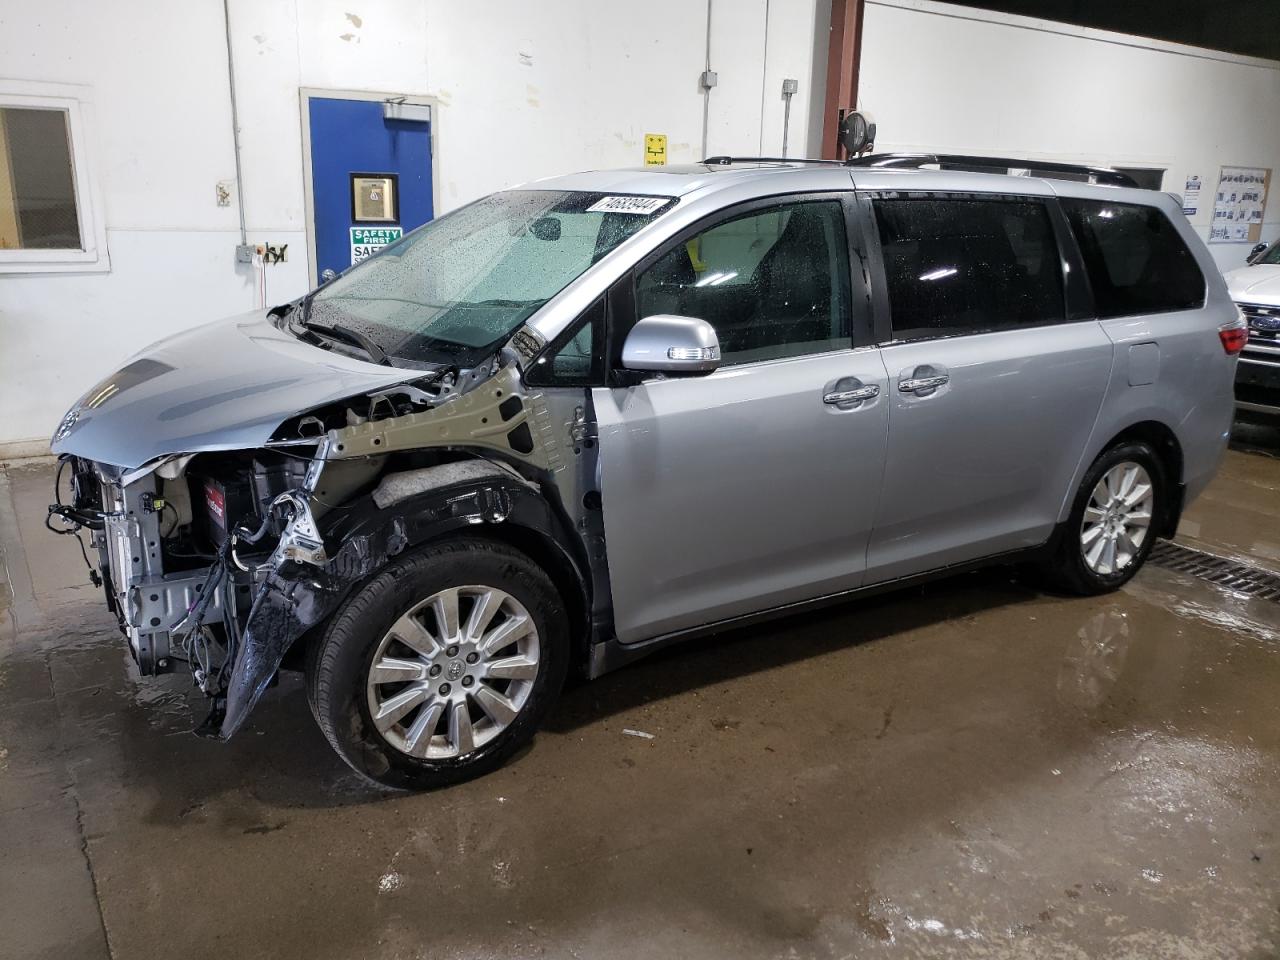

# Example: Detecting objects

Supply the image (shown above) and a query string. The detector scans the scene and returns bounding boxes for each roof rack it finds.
[702,152,1138,188]
[844,152,1138,188]
[702,156,843,166]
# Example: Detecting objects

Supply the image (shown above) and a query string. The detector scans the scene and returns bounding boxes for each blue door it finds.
[307,96,434,282]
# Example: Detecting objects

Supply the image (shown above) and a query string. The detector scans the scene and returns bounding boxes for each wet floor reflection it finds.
[3,450,1280,959]
[1057,606,1131,711]
[1177,419,1280,573]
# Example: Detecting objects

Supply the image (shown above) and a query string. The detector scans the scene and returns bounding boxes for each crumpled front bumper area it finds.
[219,525,401,738]
[48,461,242,676]
[48,456,346,738]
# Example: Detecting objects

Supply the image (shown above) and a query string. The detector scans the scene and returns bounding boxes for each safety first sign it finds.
[350,226,403,265]
[644,133,667,166]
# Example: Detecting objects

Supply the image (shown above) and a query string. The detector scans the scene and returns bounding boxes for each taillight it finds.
[1219,319,1248,356]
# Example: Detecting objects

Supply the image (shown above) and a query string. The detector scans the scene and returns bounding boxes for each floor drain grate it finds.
[1148,540,1280,602]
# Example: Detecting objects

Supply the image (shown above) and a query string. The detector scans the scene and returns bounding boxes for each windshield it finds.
[305,190,675,364]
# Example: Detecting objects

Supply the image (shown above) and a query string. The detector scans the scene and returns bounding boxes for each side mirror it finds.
[1248,241,1269,264]
[622,315,721,375]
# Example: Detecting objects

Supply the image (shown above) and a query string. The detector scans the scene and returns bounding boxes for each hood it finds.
[51,311,426,469]
[1225,264,1280,304]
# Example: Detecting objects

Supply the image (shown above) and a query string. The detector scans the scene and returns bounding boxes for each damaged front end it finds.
[49,347,589,740]
[48,440,370,737]
[42,187,676,747]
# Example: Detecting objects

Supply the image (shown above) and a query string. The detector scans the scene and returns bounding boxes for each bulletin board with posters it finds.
[1209,165,1271,243]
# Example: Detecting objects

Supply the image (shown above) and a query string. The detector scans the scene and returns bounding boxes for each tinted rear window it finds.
[1061,199,1204,318]
[874,197,1065,339]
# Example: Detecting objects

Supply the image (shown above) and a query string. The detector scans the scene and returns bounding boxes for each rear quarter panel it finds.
[1050,184,1237,519]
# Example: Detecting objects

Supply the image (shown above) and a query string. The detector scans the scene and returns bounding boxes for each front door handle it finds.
[824,384,880,405]
[898,374,949,393]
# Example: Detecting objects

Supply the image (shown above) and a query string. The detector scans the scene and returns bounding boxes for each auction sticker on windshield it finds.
[350,226,403,265]
[586,196,669,215]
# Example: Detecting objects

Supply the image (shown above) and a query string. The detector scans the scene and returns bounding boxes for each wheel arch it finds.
[413,522,592,672]
[328,476,595,671]
[224,474,592,739]
[1079,419,1185,537]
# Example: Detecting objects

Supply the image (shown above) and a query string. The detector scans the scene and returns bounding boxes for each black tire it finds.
[1040,440,1167,596]
[306,537,569,790]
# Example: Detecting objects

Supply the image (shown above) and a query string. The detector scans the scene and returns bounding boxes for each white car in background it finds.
[1226,239,1280,417]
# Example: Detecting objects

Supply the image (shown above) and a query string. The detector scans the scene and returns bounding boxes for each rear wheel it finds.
[306,538,569,790]
[1042,441,1165,595]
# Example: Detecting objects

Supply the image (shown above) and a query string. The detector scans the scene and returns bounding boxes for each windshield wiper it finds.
[301,320,393,366]
[459,298,547,309]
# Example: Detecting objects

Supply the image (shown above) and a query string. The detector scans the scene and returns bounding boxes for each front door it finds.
[593,196,890,644]
[305,94,434,284]
[864,193,1114,583]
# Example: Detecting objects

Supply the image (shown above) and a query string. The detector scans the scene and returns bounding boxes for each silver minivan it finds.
[48,156,1244,788]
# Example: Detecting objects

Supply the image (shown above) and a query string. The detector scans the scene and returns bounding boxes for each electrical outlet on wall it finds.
[255,243,289,264]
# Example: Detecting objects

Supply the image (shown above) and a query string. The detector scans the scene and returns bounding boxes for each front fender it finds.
[218,475,587,739]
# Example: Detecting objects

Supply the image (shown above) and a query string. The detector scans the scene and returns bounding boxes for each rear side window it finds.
[873,197,1065,340]
[1061,199,1205,318]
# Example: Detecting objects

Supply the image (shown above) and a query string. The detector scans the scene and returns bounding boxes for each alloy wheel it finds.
[1080,461,1154,576]
[365,585,540,760]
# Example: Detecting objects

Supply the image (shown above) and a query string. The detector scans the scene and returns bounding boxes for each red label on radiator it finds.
[205,484,226,527]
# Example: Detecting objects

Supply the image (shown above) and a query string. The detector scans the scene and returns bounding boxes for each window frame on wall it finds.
[0,80,110,274]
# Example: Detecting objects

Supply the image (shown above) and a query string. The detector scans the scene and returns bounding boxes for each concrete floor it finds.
[2,425,1279,960]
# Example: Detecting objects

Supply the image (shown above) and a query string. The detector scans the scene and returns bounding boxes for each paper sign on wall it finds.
[1209,166,1271,243]
[350,226,403,265]
[644,133,667,166]
[1182,175,1202,216]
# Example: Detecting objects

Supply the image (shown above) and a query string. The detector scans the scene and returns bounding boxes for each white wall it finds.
[0,0,824,451]
[6,0,1280,452]
[858,0,1280,273]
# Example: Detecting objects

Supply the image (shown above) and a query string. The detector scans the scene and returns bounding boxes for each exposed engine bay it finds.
[47,343,599,740]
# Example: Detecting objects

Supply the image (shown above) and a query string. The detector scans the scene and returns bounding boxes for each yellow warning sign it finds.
[644,133,667,166]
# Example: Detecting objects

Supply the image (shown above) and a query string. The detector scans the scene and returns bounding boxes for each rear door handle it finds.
[824,384,880,405]
[898,375,949,393]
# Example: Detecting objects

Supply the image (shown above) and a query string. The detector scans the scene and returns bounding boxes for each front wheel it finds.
[306,538,569,790]
[1041,441,1166,595]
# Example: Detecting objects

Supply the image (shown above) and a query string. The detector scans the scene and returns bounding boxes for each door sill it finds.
[587,544,1043,678]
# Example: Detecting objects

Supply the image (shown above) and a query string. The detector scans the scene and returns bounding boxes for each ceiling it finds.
[949,0,1280,61]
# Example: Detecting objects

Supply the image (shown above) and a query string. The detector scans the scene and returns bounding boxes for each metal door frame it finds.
[298,87,441,287]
